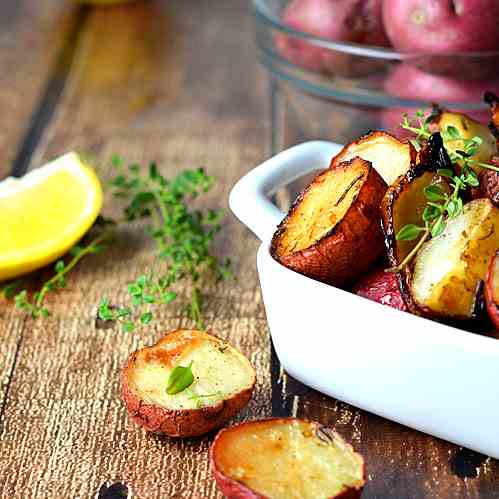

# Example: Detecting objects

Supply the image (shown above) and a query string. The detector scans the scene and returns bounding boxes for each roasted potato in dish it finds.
[353,267,407,312]
[485,91,499,142]
[331,131,416,185]
[430,110,497,170]
[411,199,499,320]
[122,329,256,437]
[485,251,499,330]
[271,157,387,287]
[382,133,452,268]
[210,418,365,499]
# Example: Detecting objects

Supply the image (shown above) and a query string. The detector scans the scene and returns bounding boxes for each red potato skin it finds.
[210,418,366,499]
[121,353,255,438]
[271,159,387,287]
[353,267,408,311]
[485,251,499,329]
[276,0,388,75]
[382,0,499,53]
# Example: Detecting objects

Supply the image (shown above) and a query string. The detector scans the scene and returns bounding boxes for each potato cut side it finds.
[431,111,497,169]
[211,419,365,499]
[122,329,256,437]
[271,157,387,287]
[331,131,415,185]
[412,199,499,319]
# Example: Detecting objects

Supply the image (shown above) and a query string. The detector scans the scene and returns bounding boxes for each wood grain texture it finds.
[272,80,499,499]
[0,0,82,179]
[0,1,270,498]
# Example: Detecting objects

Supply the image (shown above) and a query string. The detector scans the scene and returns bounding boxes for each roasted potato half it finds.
[331,131,416,185]
[485,251,499,329]
[382,133,452,267]
[411,199,499,320]
[122,329,256,437]
[271,157,387,287]
[210,418,365,499]
[430,110,497,169]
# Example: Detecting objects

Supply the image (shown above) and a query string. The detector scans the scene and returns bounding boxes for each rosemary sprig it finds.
[98,156,231,331]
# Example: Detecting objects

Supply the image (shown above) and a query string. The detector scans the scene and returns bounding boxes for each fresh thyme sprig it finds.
[97,156,231,331]
[5,221,114,318]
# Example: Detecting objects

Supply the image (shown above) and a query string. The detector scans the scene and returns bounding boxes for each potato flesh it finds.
[437,112,496,168]
[278,165,365,255]
[216,420,364,499]
[337,134,412,185]
[412,199,499,318]
[491,255,499,303]
[129,334,254,410]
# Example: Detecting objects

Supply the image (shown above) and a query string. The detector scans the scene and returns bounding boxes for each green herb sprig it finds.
[98,156,231,331]
[4,221,113,318]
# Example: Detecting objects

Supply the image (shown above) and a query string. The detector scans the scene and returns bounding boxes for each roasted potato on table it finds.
[411,199,499,320]
[122,329,256,437]
[331,131,416,186]
[271,157,387,287]
[485,251,499,330]
[210,418,365,499]
[353,267,407,312]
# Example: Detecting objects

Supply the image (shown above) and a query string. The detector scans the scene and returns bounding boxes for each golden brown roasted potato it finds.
[411,199,499,320]
[331,131,416,185]
[271,157,387,287]
[122,329,256,437]
[210,418,365,499]
[430,110,496,170]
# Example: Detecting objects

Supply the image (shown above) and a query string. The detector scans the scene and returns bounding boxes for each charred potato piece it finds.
[411,199,499,320]
[210,418,365,499]
[485,91,499,142]
[122,329,256,437]
[331,131,416,185]
[430,110,496,170]
[353,267,407,312]
[485,251,499,329]
[382,133,452,267]
[271,157,387,287]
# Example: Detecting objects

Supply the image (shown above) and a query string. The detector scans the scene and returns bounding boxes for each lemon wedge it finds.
[0,153,103,281]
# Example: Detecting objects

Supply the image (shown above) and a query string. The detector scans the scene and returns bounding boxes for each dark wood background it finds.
[0,1,497,498]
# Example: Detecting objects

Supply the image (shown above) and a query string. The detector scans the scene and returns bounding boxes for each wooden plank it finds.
[0,1,270,498]
[0,0,86,423]
[271,80,499,498]
[0,0,83,179]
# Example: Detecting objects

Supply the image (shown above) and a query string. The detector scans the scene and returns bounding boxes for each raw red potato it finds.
[353,267,407,311]
[277,0,388,74]
[210,418,366,499]
[382,0,499,53]
[485,251,499,329]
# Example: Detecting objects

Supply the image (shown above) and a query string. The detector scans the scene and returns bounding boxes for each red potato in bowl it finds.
[353,267,407,311]
[277,0,389,75]
[382,0,499,53]
[122,329,256,437]
[271,156,387,287]
[210,418,365,499]
[485,251,499,329]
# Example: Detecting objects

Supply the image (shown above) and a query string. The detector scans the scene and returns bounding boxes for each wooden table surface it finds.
[0,1,497,498]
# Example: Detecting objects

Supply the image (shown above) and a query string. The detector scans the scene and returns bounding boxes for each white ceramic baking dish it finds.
[229,140,499,459]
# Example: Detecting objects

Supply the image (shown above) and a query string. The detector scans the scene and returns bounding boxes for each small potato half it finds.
[331,131,416,185]
[122,329,256,437]
[411,199,499,320]
[271,157,387,287]
[485,251,499,329]
[210,418,365,499]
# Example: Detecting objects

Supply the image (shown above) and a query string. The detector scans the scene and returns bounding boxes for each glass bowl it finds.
[254,0,499,118]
